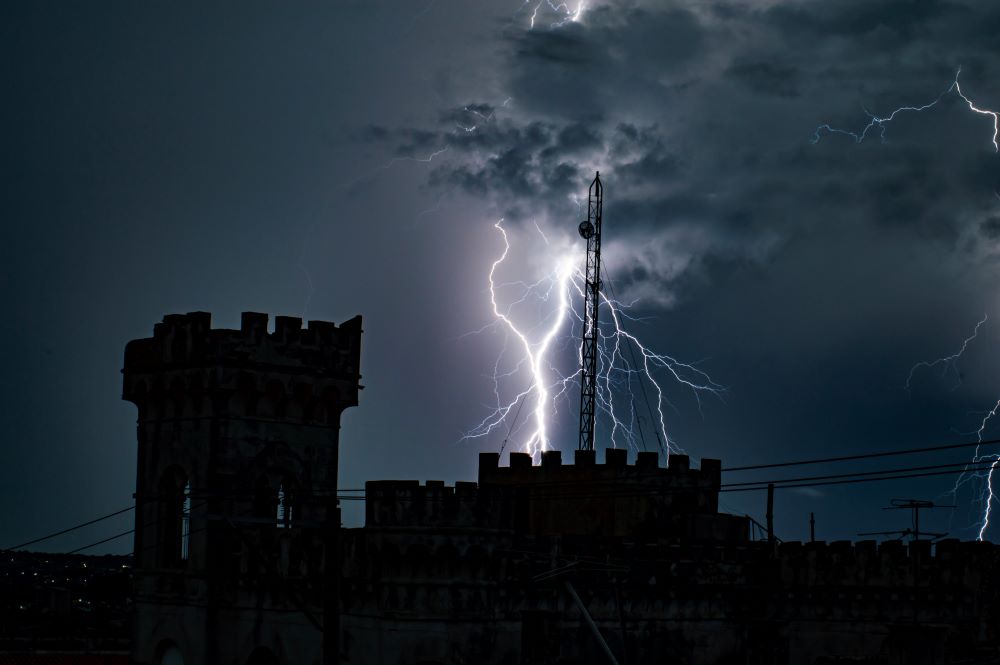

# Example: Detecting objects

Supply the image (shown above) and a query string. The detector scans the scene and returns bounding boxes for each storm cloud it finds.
[8,0,1000,551]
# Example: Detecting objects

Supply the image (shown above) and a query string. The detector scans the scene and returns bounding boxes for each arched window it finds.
[276,478,298,528]
[156,640,184,665]
[158,468,189,567]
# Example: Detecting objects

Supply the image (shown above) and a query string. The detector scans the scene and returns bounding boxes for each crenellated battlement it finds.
[364,450,744,541]
[122,311,363,424]
[126,311,361,372]
[478,449,721,489]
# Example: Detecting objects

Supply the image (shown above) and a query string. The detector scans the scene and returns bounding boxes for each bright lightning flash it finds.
[524,0,586,29]
[464,220,723,460]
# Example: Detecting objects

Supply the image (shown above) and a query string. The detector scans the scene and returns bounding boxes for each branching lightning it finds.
[909,315,1000,540]
[815,68,1000,540]
[971,402,1000,540]
[812,68,999,152]
[521,0,586,29]
[906,314,988,391]
[463,219,723,460]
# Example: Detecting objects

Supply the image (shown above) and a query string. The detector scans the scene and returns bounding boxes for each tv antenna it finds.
[857,498,953,542]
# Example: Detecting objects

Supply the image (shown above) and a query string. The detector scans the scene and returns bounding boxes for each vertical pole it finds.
[810,512,815,543]
[914,505,920,542]
[766,483,775,543]
[564,581,620,665]
[323,501,340,665]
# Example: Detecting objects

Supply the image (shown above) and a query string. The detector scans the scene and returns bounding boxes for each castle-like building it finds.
[123,312,1000,665]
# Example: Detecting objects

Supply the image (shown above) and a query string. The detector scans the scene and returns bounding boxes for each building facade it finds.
[122,312,362,665]
[124,312,1000,665]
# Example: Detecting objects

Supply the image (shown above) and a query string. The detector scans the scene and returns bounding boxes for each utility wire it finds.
[722,460,996,488]
[12,437,1000,552]
[9,460,992,563]
[1,501,208,574]
[332,459,1000,500]
[721,464,1000,493]
[2,505,135,552]
[723,437,1000,472]
[63,528,135,555]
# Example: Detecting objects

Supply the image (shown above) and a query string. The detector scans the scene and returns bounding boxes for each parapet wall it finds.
[365,450,744,541]
[124,311,361,373]
[479,449,721,491]
[365,480,491,529]
[122,312,363,424]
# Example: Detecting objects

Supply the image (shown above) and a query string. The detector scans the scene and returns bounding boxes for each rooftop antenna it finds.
[577,172,603,452]
[857,498,953,542]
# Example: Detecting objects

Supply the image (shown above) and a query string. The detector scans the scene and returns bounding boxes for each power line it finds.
[2,505,135,552]
[723,437,1000,472]
[333,458,1000,501]
[63,528,135,555]
[11,436,1000,553]
[722,459,996,488]
[722,464,1000,493]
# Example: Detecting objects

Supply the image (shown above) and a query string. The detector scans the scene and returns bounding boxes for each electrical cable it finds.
[2,505,135,552]
[723,438,1000,472]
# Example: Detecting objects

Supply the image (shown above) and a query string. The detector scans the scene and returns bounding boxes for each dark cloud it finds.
[979,216,1000,239]
[12,0,1000,550]
[725,61,801,98]
[379,0,1000,299]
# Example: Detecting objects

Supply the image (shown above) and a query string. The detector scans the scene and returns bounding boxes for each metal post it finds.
[810,512,815,543]
[323,501,340,665]
[564,580,620,665]
[766,483,775,543]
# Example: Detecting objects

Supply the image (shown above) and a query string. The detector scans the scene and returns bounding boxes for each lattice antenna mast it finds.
[577,172,603,451]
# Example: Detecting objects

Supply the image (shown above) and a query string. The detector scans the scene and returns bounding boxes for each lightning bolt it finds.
[815,68,1000,540]
[972,402,1000,540]
[522,0,586,29]
[474,219,575,457]
[464,218,723,460]
[906,313,988,391]
[812,68,999,152]
[907,314,1000,540]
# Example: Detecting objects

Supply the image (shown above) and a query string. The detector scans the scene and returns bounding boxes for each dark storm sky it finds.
[6,0,1000,551]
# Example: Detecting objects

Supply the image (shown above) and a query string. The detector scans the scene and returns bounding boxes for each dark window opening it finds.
[159,468,189,567]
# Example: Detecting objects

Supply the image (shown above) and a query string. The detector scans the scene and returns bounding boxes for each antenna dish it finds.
[578,220,595,239]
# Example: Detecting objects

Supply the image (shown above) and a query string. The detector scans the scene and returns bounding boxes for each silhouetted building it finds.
[122,312,362,665]
[123,313,1000,665]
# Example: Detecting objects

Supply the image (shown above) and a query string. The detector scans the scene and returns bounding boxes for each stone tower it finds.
[122,311,362,665]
